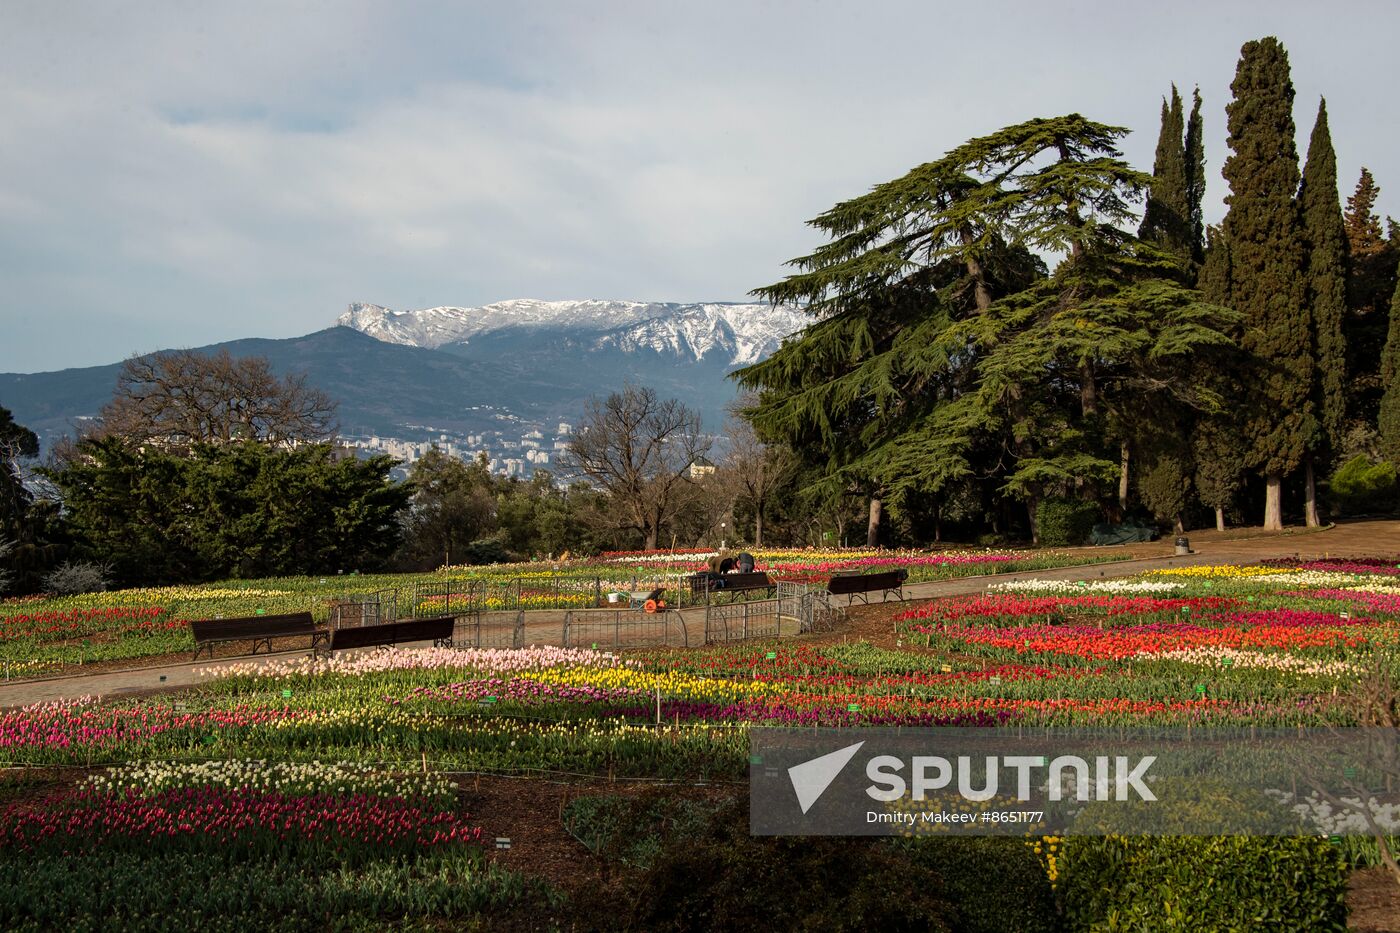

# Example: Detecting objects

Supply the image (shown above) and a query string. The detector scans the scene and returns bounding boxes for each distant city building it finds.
[689,456,717,479]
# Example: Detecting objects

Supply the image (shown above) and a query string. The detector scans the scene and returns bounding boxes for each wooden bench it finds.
[324,615,456,654]
[189,612,326,661]
[688,571,776,602]
[826,570,907,604]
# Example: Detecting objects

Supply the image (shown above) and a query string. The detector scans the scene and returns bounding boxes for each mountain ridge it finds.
[1,299,810,452]
[337,298,807,365]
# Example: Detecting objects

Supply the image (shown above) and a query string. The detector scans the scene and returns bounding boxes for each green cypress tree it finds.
[1220,37,1310,529]
[1380,276,1400,461]
[1298,98,1349,526]
[1184,88,1207,265]
[1197,225,1231,306]
[1343,169,1400,432]
[1139,86,1191,258]
[1191,226,1246,531]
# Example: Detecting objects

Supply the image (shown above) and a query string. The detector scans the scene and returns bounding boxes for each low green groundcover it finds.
[0,851,556,933]
[1057,835,1349,932]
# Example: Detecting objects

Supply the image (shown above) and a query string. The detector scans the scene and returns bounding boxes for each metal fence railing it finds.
[562,608,690,649]
[450,610,525,649]
[317,580,841,650]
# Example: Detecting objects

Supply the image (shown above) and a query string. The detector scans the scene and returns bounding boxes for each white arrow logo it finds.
[788,741,865,814]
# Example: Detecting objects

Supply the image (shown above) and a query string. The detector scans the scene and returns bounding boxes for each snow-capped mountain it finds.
[337,299,808,366]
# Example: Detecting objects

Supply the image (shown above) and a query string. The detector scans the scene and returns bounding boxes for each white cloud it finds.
[0,0,1396,371]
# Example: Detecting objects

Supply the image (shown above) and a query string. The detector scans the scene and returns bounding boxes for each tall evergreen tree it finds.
[1130,84,1208,515]
[1219,37,1310,529]
[1184,87,1208,265]
[740,115,1237,543]
[1298,98,1349,525]
[1345,168,1387,256]
[1381,277,1400,461]
[1139,87,1191,257]
[1343,168,1400,431]
[1192,226,1246,531]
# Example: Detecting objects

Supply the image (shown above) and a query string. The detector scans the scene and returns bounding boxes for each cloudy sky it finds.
[1,1,1396,372]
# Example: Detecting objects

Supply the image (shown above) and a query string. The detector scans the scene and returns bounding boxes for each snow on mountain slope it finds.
[337,299,809,365]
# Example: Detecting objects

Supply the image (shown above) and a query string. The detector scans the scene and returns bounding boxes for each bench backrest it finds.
[189,612,316,642]
[328,615,455,651]
[826,571,904,595]
[711,571,773,591]
[689,571,774,596]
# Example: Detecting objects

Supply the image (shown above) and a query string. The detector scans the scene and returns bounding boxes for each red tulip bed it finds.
[0,786,481,862]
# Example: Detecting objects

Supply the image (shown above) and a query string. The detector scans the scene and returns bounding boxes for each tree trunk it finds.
[1304,458,1320,527]
[1173,515,1185,535]
[1026,496,1040,546]
[1215,506,1225,532]
[1118,441,1130,517]
[1080,360,1098,418]
[1263,474,1284,531]
[644,527,658,551]
[866,498,883,548]
[754,504,764,547]
[960,227,993,312]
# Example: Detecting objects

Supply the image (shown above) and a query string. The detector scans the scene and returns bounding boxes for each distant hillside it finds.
[0,300,804,448]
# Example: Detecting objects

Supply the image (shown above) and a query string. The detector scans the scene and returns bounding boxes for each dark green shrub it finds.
[893,836,1059,933]
[1056,835,1348,932]
[1137,457,1190,525]
[609,797,954,932]
[464,537,513,565]
[1328,455,1397,514]
[1036,498,1100,547]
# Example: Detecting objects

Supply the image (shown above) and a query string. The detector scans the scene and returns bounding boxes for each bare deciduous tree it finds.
[564,385,710,550]
[719,414,793,547]
[95,349,338,448]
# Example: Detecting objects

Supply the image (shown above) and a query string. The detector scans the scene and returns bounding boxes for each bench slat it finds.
[826,571,905,600]
[327,616,456,652]
[188,612,324,661]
